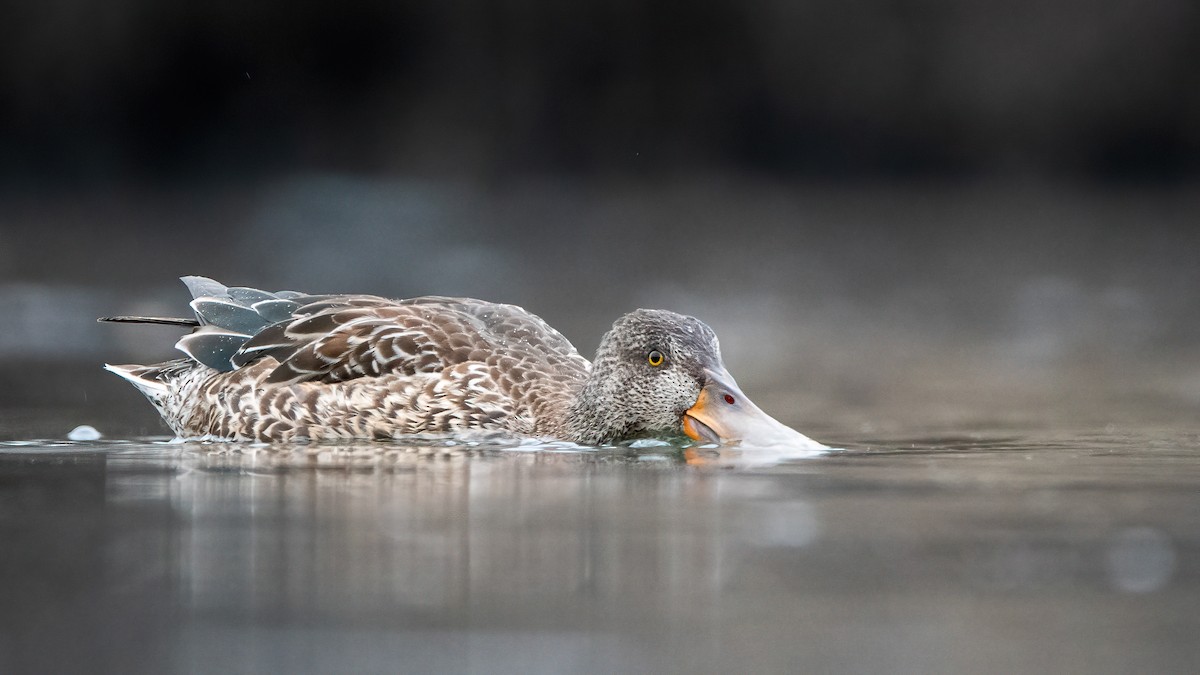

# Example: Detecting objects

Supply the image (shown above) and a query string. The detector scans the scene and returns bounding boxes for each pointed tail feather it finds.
[104,363,172,402]
[98,316,200,327]
[105,359,196,385]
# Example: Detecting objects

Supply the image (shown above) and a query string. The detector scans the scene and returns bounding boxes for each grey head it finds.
[568,309,824,449]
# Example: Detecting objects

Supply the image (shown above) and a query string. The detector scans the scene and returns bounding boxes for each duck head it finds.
[569,309,824,449]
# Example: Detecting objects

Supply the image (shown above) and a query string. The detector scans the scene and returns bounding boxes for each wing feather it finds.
[220,296,590,386]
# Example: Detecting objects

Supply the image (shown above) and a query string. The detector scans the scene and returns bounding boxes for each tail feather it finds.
[98,316,200,327]
[100,275,315,373]
[104,360,202,437]
[104,363,171,401]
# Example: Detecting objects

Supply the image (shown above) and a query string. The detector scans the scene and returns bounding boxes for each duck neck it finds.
[561,365,635,445]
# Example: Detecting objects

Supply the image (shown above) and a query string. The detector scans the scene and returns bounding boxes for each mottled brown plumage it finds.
[103,277,823,448]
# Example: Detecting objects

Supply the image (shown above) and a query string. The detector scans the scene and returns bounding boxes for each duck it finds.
[101,276,824,448]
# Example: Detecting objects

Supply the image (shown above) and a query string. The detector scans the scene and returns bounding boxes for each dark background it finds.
[2,0,1199,437]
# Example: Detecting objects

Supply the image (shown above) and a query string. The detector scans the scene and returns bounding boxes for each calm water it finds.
[1,426,1197,674]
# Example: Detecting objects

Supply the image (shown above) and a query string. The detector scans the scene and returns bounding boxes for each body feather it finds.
[106,277,589,441]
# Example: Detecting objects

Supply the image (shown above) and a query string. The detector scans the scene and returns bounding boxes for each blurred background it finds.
[3,0,1199,437]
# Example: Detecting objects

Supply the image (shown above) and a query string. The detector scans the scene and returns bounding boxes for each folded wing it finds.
[174,276,590,386]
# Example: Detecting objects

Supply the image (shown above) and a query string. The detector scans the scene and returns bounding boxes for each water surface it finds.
[1,427,1197,674]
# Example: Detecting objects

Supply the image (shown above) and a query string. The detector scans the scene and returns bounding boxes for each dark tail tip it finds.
[98,316,201,327]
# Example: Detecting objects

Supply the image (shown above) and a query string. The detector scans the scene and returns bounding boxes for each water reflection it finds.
[2,432,1199,673]
[145,441,822,672]
[1104,527,1177,594]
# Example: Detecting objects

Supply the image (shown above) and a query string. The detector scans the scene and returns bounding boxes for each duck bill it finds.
[683,368,825,449]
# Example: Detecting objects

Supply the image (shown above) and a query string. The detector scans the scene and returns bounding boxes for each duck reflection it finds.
[167,442,780,626]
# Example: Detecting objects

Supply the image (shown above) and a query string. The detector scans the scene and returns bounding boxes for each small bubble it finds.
[67,425,102,441]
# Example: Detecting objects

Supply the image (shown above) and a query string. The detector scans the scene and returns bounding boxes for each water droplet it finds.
[67,425,101,441]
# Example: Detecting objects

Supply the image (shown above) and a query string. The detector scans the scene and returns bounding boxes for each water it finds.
[2,426,1197,674]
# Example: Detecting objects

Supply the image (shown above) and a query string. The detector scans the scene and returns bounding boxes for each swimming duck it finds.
[102,276,823,448]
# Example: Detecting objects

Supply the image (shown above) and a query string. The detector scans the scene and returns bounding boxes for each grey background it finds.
[2,0,1198,436]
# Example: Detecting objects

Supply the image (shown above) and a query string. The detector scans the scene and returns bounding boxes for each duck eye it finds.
[647,350,665,367]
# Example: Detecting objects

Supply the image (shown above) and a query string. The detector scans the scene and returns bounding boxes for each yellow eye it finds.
[647,350,665,367]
